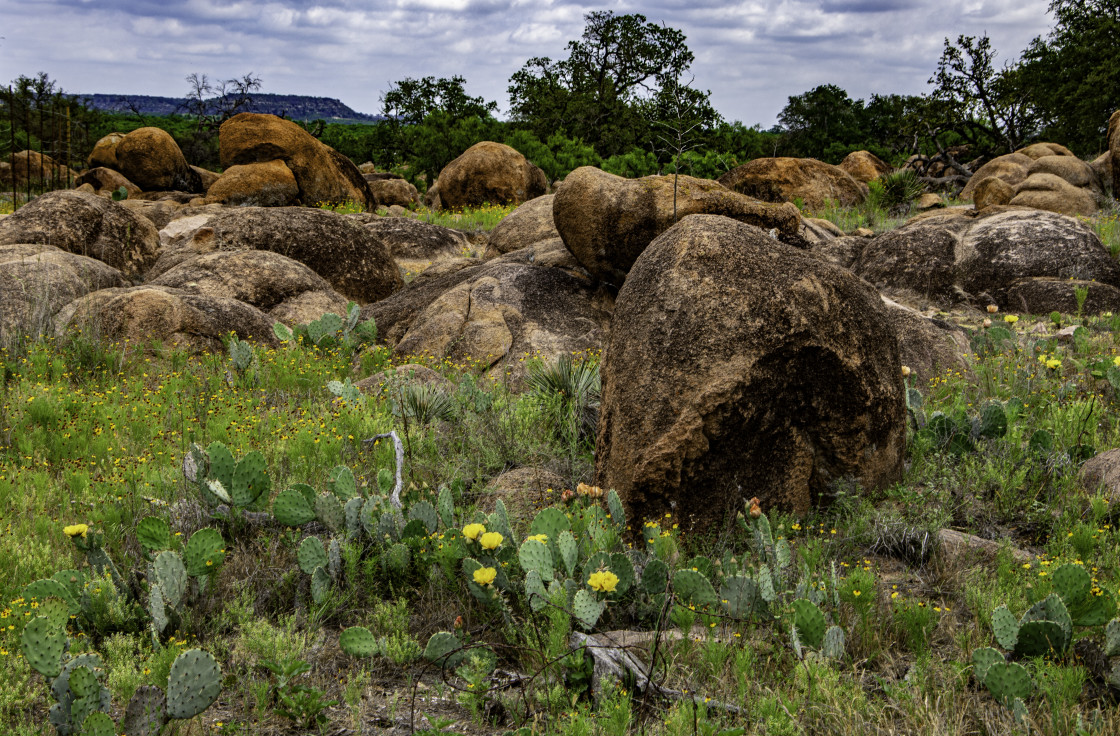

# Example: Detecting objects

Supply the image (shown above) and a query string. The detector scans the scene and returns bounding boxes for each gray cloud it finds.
[0,0,1052,125]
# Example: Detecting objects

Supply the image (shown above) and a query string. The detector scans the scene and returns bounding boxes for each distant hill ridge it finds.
[80,93,382,123]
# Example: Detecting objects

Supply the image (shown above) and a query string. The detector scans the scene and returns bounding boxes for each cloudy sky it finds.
[0,0,1055,126]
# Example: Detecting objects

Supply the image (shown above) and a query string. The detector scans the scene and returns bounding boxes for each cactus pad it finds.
[149,583,169,636]
[1069,588,1117,627]
[1015,620,1066,657]
[978,401,1008,438]
[525,570,548,612]
[530,508,571,549]
[437,485,455,529]
[122,685,167,736]
[672,569,718,611]
[273,488,315,527]
[1105,618,1120,657]
[152,551,187,610]
[1021,594,1071,651]
[1052,563,1091,607]
[758,564,776,604]
[166,649,221,720]
[573,589,605,631]
[328,465,358,501]
[81,711,116,736]
[311,566,331,603]
[424,631,466,669]
[721,575,761,619]
[984,661,1032,704]
[21,614,65,678]
[641,559,669,596]
[609,553,635,596]
[822,625,846,659]
[340,627,378,658]
[136,517,172,554]
[519,538,555,582]
[386,542,410,575]
[991,605,1019,650]
[556,531,578,577]
[231,450,270,508]
[328,538,342,581]
[792,599,827,650]
[183,528,224,577]
[23,578,80,615]
[314,492,345,532]
[409,501,439,534]
[607,490,626,529]
[205,442,235,495]
[972,647,1004,685]
[298,536,328,575]
[344,497,364,537]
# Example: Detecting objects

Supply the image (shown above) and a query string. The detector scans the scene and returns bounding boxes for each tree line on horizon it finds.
[3,0,1118,192]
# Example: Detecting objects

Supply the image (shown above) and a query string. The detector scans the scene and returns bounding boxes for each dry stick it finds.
[362,430,404,508]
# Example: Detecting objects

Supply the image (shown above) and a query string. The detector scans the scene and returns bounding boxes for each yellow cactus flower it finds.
[1045,358,1061,370]
[462,523,486,541]
[1004,315,1019,324]
[1113,356,1120,367]
[479,532,503,551]
[63,524,88,538]
[587,570,619,593]
[473,567,497,586]
[527,534,548,543]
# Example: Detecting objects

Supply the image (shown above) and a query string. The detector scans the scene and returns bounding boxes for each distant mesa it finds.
[79,93,382,123]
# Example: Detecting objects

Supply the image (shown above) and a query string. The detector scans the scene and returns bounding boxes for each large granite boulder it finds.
[204,160,300,207]
[148,249,350,326]
[596,215,906,528]
[219,113,376,209]
[0,244,127,340]
[851,208,1120,311]
[839,150,892,183]
[0,191,160,279]
[88,132,126,169]
[362,260,610,382]
[73,168,141,198]
[363,217,470,275]
[1109,111,1120,197]
[554,167,802,285]
[148,207,402,304]
[718,157,868,210]
[6,150,78,186]
[487,194,558,254]
[960,153,1033,201]
[54,286,278,351]
[115,127,203,193]
[436,142,548,210]
[367,178,420,208]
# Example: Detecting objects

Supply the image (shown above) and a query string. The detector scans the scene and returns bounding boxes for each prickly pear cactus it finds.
[183,528,224,578]
[314,493,345,532]
[122,685,167,736]
[344,497,364,537]
[166,649,221,720]
[21,614,65,678]
[1052,563,1091,605]
[520,538,555,582]
[573,589,605,631]
[641,559,669,596]
[991,605,1019,650]
[340,627,379,658]
[972,647,1004,685]
[792,599,827,650]
[607,490,626,530]
[136,517,172,554]
[149,583,169,636]
[311,567,331,604]
[530,508,571,551]
[409,501,439,534]
[386,542,410,576]
[328,538,342,581]
[822,625,846,659]
[525,570,548,612]
[437,486,455,529]
[609,553,635,596]
[298,537,328,575]
[672,569,718,611]
[721,575,761,619]
[231,450,270,509]
[984,661,1032,705]
[328,465,358,502]
[273,488,316,527]
[23,578,80,615]
[205,442,235,502]
[1015,620,1066,657]
[1019,594,1071,654]
[758,564,776,604]
[152,551,187,610]
[1105,618,1120,657]
[80,711,116,736]
[423,631,466,670]
[977,401,1008,438]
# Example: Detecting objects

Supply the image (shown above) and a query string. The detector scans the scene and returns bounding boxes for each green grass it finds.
[318,199,516,232]
[2,254,1120,733]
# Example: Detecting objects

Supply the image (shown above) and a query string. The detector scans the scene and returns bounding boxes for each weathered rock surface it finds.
[436,142,548,210]
[1081,448,1120,504]
[882,298,971,387]
[0,244,127,339]
[0,190,160,279]
[149,207,402,304]
[367,178,420,208]
[115,127,202,193]
[54,286,278,351]
[971,176,1016,209]
[554,167,802,285]
[850,208,1120,311]
[355,363,455,397]
[6,150,78,186]
[88,132,126,169]
[487,194,558,255]
[362,260,610,381]
[596,215,906,528]
[719,157,868,209]
[960,154,1033,201]
[363,217,470,275]
[148,249,349,326]
[73,167,142,198]
[1109,111,1120,197]
[219,113,376,209]
[1004,277,1120,315]
[839,150,892,183]
[478,467,568,521]
[204,160,300,207]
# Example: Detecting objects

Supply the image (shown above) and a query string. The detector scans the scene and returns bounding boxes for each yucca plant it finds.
[869,169,925,214]
[394,384,455,425]
[526,354,600,444]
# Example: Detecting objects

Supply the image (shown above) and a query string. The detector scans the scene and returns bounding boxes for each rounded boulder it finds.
[436,142,547,210]
[115,127,203,193]
[718,157,867,210]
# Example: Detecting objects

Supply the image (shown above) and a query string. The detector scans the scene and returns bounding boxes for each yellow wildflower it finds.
[472,567,497,586]
[462,523,485,541]
[527,534,548,543]
[480,532,503,551]
[63,524,88,538]
[1004,315,1019,324]
[587,570,619,593]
